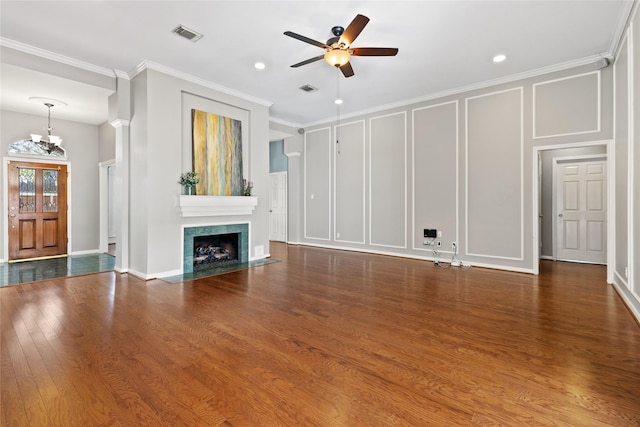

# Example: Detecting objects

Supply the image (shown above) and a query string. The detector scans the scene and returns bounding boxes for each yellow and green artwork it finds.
[192,109,243,196]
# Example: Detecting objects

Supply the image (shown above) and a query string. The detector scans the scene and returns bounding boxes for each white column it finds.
[109,73,131,272]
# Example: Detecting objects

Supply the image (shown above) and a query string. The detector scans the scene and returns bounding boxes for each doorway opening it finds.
[269,171,288,242]
[533,141,612,282]
[99,160,116,256]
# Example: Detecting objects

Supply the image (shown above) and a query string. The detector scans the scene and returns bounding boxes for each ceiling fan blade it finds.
[291,55,325,68]
[339,14,369,46]
[340,62,355,78]
[284,31,328,49]
[350,47,399,56]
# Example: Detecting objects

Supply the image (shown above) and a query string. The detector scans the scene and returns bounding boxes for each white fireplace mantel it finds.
[177,196,258,217]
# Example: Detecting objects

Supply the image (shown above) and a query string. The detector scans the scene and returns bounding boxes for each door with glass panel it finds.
[8,161,68,261]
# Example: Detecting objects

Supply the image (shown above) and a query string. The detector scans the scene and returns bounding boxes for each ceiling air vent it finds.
[299,84,318,93]
[172,25,203,42]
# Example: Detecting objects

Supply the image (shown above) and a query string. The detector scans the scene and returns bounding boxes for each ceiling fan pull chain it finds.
[336,68,341,155]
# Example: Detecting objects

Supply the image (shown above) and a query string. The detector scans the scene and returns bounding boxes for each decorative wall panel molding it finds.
[334,120,366,244]
[370,112,407,248]
[304,127,332,240]
[466,88,524,260]
[533,71,601,139]
[412,101,458,252]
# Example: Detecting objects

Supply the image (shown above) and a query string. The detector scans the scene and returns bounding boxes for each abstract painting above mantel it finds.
[8,139,66,159]
[192,109,243,196]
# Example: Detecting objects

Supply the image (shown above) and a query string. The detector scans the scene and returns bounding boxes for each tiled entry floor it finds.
[0,254,115,287]
[0,254,276,287]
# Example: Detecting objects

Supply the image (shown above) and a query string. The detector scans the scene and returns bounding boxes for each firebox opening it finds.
[193,232,239,271]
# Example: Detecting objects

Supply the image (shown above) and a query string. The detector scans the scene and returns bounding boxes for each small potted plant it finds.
[178,171,199,195]
[243,179,253,196]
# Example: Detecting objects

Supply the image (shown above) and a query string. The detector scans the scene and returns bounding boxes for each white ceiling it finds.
[0,1,633,127]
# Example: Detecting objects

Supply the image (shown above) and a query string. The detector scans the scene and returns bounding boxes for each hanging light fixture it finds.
[29,101,63,153]
[324,46,351,67]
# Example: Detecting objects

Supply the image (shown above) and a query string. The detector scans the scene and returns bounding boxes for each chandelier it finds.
[30,102,63,153]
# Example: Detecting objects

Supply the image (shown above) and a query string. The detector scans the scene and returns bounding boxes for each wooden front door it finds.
[7,161,68,261]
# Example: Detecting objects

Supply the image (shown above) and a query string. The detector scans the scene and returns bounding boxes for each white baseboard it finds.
[70,249,101,256]
[611,278,640,324]
[127,268,155,281]
[294,242,535,274]
[154,268,185,279]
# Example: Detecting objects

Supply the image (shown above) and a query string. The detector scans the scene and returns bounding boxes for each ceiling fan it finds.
[284,14,398,78]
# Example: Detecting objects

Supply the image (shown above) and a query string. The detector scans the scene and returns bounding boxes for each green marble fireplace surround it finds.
[183,223,249,273]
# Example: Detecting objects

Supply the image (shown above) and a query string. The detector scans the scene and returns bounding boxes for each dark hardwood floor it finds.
[2,242,639,426]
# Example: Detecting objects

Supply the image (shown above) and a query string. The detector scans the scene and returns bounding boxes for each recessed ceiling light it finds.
[493,54,507,63]
[254,62,266,70]
[334,99,343,105]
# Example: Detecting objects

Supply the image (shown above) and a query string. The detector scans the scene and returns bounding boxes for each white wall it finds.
[610,2,640,321]
[0,110,101,256]
[98,121,115,162]
[296,62,613,273]
[127,67,270,278]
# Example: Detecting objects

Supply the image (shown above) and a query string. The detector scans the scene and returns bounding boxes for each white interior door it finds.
[556,160,607,264]
[269,172,287,242]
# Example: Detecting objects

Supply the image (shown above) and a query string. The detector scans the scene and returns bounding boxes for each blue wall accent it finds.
[270,139,287,173]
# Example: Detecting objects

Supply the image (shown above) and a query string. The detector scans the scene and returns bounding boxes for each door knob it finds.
[558,213,563,218]
[9,214,15,217]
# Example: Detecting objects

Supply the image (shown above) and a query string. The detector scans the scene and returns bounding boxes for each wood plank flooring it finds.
[2,242,639,426]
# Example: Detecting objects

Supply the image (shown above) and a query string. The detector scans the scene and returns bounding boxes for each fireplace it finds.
[183,223,249,273]
[193,233,239,270]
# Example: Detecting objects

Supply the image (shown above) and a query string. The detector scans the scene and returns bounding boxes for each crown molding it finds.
[109,119,130,128]
[607,0,636,59]
[301,54,607,128]
[130,60,273,108]
[269,116,302,128]
[113,69,130,80]
[0,37,115,78]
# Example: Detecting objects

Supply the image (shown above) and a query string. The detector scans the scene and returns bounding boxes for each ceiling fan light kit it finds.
[285,14,398,78]
[325,48,351,67]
